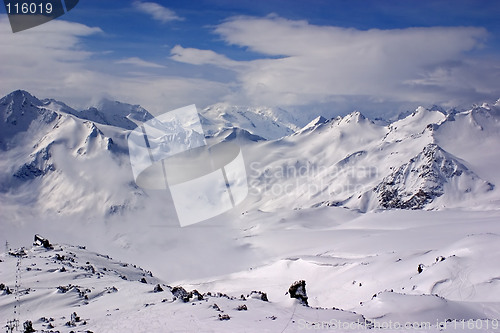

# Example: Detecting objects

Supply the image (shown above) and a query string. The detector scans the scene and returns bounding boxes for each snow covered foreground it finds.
[2,209,500,332]
[1,90,500,331]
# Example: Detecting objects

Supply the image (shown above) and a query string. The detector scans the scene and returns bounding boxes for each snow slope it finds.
[0,241,365,333]
[2,208,500,332]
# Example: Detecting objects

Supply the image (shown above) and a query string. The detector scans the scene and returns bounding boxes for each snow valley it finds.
[1,90,500,332]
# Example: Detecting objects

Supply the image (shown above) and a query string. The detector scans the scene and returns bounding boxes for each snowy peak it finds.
[339,111,367,125]
[1,90,499,217]
[1,90,43,110]
[73,99,154,130]
[307,115,328,127]
[467,103,500,131]
[296,115,328,134]
[200,103,303,140]
[8,118,114,188]
[12,143,55,182]
[394,106,446,129]
[0,90,59,149]
[384,107,446,143]
[373,144,494,210]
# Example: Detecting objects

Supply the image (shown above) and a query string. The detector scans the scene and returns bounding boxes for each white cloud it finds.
[170,45,240,68]
[2,13,499,120]
[116,57,165,68]
[172,15,499,112]
[0,17,229,114]
[0,16,102,101]
[133,1,183,23]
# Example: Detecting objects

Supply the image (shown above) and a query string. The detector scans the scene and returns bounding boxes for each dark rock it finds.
[249,290,268,302]
[289,280,308,306]
[237,304,248,311]
[34,234,52,249]
[436,256,446,262]
[218,314,230,321]
[23,320,35,333]
[171,286,190,302]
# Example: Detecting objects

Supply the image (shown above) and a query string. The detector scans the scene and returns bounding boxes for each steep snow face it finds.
[0,90,60,150]
[371,144,494,210]
[241,111,389,212]
[242,108,461,212]
[0,115,141,217]
[199,103,305,140]
[385,107,446,142]
[0,91,144,218]
[434,103,500,187]
[295,115,329,135]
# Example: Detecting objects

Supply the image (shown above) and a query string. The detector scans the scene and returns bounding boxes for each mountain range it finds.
[1,90,499,218]
[1,90,500,332]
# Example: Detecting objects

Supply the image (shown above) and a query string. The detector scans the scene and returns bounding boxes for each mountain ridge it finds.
[1,90,499,218]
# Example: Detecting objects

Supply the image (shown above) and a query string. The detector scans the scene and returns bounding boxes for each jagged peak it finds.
[310,115,328,124]
[428,104,446,113]
[4,89,38,99]
[298,115,328,133]
[346,110,366,121]
[92,98,148,115]
[389,106,446,131]
[372,143,493,210]
[1,89,43,107]
[293,116,330,135]
[335,111,369,126]
[73,100,153,130]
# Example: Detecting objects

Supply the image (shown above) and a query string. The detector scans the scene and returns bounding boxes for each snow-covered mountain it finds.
[1,90,500,331]
[0,90,144,217]
[1,90,499,217]
[70,99,154,130]
[243,105,499,213]
[199,102,306,140]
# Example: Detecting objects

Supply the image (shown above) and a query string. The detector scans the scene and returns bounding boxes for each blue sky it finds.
[1,0,500,119]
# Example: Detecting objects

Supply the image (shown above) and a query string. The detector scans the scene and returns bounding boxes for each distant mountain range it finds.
[1,89,499,220]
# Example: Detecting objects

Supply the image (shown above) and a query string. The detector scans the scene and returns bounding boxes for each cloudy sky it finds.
[1,0,499,119]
